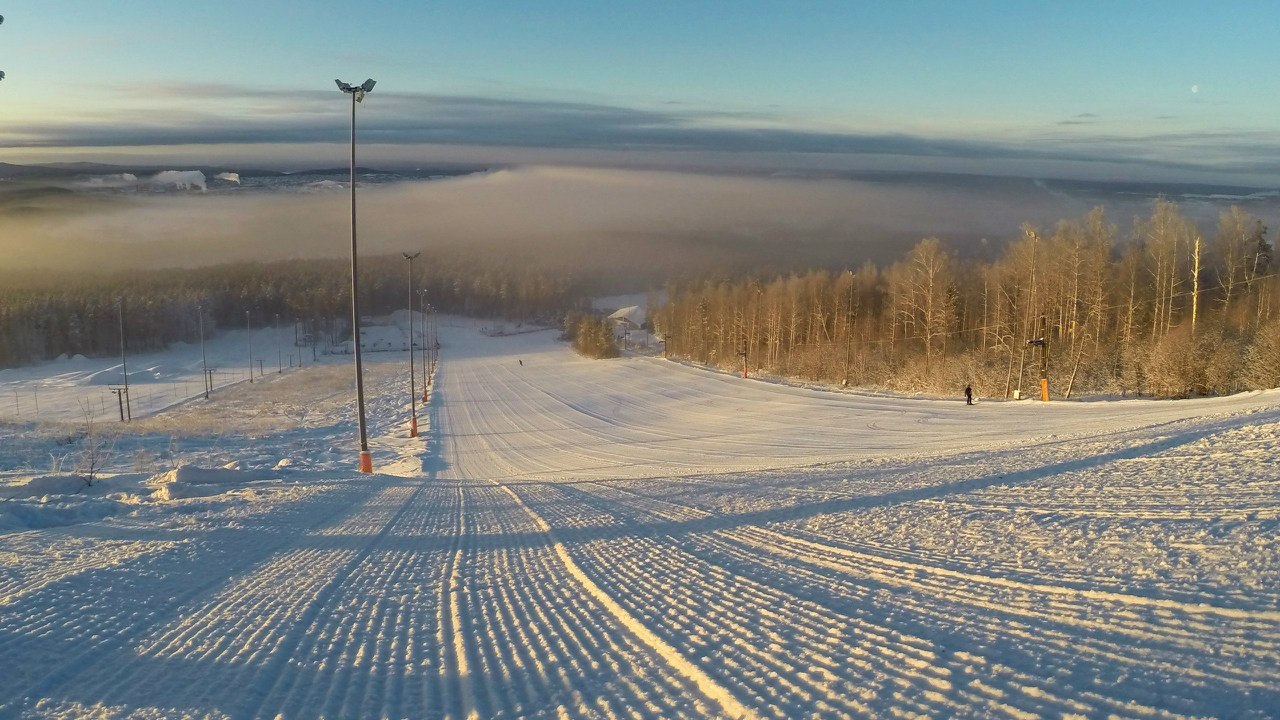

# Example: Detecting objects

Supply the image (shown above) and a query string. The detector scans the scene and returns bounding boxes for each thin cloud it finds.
[3,83,1279,180]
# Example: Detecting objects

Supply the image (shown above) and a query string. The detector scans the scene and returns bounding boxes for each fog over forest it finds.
[3,165,1274,288]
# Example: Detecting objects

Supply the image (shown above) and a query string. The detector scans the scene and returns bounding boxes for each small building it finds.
[606,305,645,331]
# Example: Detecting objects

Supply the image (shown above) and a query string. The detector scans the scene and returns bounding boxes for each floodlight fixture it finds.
[337,77,375,103]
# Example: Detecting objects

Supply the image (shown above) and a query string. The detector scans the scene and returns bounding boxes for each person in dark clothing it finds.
[964,384,973,405]
[518,359,523,366]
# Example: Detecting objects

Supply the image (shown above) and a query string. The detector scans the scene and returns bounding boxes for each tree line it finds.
[654,201,1280,398]
[0,251,585,369]
[561,312,621,359]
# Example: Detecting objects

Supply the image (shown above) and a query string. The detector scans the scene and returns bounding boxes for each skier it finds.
[964,384,973,405]
[519,359,523,366]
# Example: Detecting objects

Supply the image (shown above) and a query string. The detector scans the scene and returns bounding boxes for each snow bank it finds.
[0,473,145,533]
[0,474,87,499]
[147,465,274,501]
[0,497,125,533]
[0,473,149,501]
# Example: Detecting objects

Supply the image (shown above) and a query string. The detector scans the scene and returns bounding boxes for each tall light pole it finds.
[843,270,855,387]
[275,313,283,373]
[428,304,438,378]
[246,310,253,384]
[117,298,132,421]
[198,304,209,399]
[337,77,376,474]
[403,252,421,438]
[424,288,435,397]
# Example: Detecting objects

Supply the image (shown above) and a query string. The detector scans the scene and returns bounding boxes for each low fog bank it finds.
[2,166,1275,287]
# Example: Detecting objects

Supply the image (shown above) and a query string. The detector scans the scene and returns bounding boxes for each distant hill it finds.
[0,161,494,182]
[0,162,287,180]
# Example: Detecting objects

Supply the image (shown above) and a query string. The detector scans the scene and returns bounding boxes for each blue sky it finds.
[4,1,1279,182]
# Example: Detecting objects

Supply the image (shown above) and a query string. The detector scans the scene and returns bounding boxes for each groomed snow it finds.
[0,318,1277,718]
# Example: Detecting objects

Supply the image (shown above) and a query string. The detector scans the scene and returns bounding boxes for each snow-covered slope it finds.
[0,319,1276,718]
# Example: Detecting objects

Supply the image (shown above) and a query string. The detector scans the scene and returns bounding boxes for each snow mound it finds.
[0,474,87,499]
[147,466,273,501]
[0,497,124,533]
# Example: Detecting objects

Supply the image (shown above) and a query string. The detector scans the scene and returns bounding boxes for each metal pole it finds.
[118,299,131,421]
[1039,315,1050,402]
[430,306,438,376]
[405,253,419,437]
[419,293,429,399]
[349,88,372,472]
[843,272,854,387]
[276,313,282,373]
[246,310,253,384]
[198,305,209,399]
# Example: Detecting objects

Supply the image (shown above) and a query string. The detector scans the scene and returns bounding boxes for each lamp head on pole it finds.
[403,251,421,261]
[336,78,376,103]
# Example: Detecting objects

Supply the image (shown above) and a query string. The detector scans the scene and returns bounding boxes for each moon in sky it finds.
[1191,84,1200,94]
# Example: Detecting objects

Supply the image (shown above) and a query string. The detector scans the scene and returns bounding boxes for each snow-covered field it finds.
[0,319,1277,718]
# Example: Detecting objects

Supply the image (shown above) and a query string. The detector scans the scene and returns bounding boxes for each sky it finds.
[3,1,1280,183]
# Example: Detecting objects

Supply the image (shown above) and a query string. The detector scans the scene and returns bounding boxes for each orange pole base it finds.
[358,450,373,474]
[1040,378,1049,402]
[410,416,418,438]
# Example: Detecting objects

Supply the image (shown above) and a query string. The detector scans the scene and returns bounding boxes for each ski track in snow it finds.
[0,321,1278,718]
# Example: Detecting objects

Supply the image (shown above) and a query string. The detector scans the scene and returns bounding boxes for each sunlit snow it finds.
[0,319,1277,718]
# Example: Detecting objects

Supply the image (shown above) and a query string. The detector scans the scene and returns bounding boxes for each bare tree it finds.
[74,415,117,488]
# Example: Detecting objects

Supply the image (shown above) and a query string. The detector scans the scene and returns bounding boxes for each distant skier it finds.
[964,384,973,405]
[519,359,523,366]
